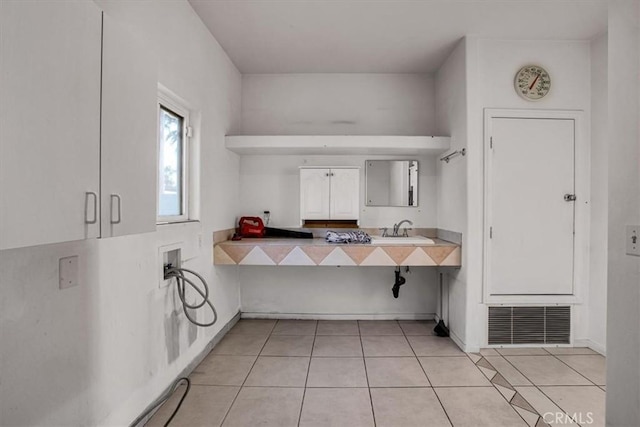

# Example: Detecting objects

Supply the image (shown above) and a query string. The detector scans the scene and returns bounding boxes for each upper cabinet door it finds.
[0,0,102,250]
[101,14,157,238]
[330,169,360,220]
[300,168,330,220]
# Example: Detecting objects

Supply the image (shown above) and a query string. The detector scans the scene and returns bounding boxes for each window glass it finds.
[158,106,184,218]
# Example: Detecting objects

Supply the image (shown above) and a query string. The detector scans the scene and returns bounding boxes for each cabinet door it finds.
[0,0,102,250]
[487,117,575,295]
[101,14,157,238]
[300,169,330,220]
[330,169,360,220]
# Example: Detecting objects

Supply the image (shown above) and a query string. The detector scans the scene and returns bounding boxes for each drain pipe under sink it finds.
[392,266,406,298]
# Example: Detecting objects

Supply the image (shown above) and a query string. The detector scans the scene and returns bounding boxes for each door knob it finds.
[564,194,577,202]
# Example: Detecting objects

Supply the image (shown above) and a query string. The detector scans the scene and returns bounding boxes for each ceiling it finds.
[189,0,607,74]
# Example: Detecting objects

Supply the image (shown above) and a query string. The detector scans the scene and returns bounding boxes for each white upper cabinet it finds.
[329,169,360,220]
[0,0,102,250]
[0,3,157,250]
[101,14,157,238]
[300,168,359,222]
[300,168,331,220]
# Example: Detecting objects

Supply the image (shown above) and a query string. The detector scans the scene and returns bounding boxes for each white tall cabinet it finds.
[0,1,157,250]
[101,14,157,238]
[300,167,360,223]
[0,0,102,249]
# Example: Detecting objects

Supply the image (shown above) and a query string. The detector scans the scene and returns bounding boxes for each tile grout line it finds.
[529,355,606,427]
[495,352,584,425]
[525,353,607,425]
[469,353,544,426]
[218,319,277,427]
[502,352,602,392]
[400,323,433,388]
[214,321,605,426]
[536,387,577,424]
[547,352,603,387]
[402,322,456,427]
[358,320,377,427]
[297,321,318,427]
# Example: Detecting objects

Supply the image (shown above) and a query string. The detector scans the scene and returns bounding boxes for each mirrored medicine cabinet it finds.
[365,160,418,207]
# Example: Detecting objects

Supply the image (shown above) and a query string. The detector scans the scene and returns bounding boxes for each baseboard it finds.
[448,329,474,352]
[131,310,241,426]
[574,338,606,356]
[240,312,436,321]
[186,310,241,367]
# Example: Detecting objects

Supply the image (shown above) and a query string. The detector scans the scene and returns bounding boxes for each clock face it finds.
[515,65,551,100]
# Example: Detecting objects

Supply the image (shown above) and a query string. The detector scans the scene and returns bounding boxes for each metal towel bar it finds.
[439,148,466,163]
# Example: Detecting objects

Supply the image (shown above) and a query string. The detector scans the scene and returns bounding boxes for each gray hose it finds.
[129,377,191,427]
[165,267,218,327]
[128,267,217,426]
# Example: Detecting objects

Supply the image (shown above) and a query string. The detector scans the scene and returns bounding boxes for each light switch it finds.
[627,225,639,256]
[59,256,79,289]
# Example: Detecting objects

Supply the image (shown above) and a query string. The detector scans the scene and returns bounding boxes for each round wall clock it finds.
[515,65,551,100]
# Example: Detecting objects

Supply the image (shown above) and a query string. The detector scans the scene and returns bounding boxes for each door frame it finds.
[483,109,589,304]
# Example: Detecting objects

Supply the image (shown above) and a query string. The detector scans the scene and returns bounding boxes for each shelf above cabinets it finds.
[225,135,450,156]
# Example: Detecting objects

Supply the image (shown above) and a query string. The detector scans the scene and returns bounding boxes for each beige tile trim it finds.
[470,354,549,427]
[214,241,461,266]
[212,228,461,267]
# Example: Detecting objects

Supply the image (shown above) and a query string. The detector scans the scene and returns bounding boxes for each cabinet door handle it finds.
[110,194,122,224]
[85,191,98,224]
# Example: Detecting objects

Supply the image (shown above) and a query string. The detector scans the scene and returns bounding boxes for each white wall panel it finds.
[0,1,242,425]
[241,73,436,135]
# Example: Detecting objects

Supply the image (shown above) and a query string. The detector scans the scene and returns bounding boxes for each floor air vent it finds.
[488,306,570,345]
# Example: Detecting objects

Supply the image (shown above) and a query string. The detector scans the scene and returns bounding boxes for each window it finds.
[157,90,190,222]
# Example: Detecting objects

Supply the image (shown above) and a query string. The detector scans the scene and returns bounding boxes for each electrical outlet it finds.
[59,256,79,289]
[627,225,639,256]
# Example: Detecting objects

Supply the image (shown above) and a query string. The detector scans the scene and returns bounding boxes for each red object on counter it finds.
[238,216,265,238]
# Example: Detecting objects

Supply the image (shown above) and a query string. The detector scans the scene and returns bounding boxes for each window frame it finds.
[157,89,191,224]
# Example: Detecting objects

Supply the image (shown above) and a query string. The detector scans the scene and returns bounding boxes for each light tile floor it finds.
[148,319,606,427]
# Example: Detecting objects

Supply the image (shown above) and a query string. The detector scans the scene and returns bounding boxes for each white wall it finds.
[606,1,640,425]
[435,38,468,347]
[589,33,608,354]
[0,1,242,426]
[237,73,440,317]
[464,38,593,351]
[240,267,438,319]
[239,154,437,228]
[476,40,591,110]
[241,73,436,135]
[237,154,439,316]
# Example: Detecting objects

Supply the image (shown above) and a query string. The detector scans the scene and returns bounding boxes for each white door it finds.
[0,0,102,249]
[300,169,330,220]
[101,14,157,238]
[330,168,360,220]
[486,117,575,295]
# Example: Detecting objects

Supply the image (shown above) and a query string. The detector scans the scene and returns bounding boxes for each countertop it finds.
[214,237,461,267]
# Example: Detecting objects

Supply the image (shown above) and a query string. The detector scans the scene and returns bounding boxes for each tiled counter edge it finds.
[212,229,461,267]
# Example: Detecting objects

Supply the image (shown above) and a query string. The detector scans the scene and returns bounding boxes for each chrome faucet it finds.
[392,219,413,237]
